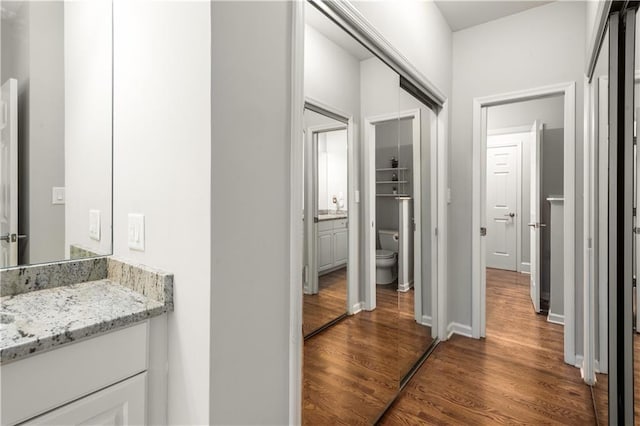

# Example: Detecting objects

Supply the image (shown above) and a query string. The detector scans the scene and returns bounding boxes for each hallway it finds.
[381,268,595,424]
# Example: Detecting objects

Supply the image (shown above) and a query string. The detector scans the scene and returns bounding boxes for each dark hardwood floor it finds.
[303,268,348,337]
[303,281,432,425]
[380,268,596,425]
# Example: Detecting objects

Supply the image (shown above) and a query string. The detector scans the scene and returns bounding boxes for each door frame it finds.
[363,108,438,333]
[471,82,577,367]
[485,131,525,273]
[304,98,358,314]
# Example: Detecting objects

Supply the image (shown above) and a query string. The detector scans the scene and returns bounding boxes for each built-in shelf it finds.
[376,181,408,184]
[376,167,408,172]
[376,194,410,197]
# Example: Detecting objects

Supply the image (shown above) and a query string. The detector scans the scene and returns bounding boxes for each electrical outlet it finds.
[89,210,101,241]
[128,214,145,251]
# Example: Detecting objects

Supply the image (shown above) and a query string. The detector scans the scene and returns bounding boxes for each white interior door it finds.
[0,78,18,268]
[529,120,542,313]
[486,144,518,271]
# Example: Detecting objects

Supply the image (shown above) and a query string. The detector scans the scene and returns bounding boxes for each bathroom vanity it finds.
[317,216,348,273]
[0,257,173,425]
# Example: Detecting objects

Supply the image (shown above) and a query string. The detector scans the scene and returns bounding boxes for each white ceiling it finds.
[434,1,553,32]
[305,3,374,61]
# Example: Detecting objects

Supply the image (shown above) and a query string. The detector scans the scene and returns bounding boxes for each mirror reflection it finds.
[302,108,349,337]
[592,22,609,424]
[0,0,112,268]
[302,2,439,423]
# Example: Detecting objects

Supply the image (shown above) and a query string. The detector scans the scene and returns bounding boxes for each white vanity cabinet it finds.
[1,322,152,426]
[318,218,348,273]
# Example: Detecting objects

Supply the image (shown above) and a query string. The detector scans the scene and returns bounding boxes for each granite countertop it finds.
[318,213,348,222]
[0,257,173,364]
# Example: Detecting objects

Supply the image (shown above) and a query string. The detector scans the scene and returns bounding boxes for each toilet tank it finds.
[378,229,399,252]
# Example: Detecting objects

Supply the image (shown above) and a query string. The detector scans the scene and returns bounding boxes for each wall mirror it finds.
[0,0,113,268]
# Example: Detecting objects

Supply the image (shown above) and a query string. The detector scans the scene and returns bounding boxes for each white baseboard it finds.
[446,322,473,339]
[520,262,531,274]
[547,312,565,325]
[575,354,584,369]
[397,280,413,292]
[350,302,363,315]
[420,315,432,327]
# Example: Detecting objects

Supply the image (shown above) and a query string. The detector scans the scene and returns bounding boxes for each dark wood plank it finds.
[380,268,597,425]
[303,268,348,337]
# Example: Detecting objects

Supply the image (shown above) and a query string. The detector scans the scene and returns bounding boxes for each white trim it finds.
[471,82,577,367]
[288,1,304,423]
[597,76,608,374]
[398,280,413,293]
[308,0,445,107]
[520,262,531,274]
[420,315,432,327]
[364,109,421,311]
[447,322,473,339]
[487,125,532,137]
[350,302,364,315]
[547,313,565,325]
[585,0,612,80]
[436,103,448,340]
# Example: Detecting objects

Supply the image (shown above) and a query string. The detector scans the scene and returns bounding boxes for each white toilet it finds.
[376,229,399,285]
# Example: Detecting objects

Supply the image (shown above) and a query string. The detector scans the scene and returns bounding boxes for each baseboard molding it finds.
[575,354,584,369]
[547,312,565,325]
[420,315,432,327]
[350,302,363,315]
[446,322,473,339]
[397,280,413,293]
[520,262,531,274]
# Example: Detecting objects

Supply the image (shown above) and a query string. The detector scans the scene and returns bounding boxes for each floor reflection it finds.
[302,268,347,337]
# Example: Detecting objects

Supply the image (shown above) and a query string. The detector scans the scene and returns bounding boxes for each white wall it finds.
[64,0,112,258]
[211,2,292,424]
[487,96,564,131]
[304,23,361,119]
[450,2,586,350]
[352,0,453,97]
[113,1,211,424]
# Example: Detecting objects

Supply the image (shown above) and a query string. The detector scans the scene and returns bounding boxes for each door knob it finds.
[504,213,515,218]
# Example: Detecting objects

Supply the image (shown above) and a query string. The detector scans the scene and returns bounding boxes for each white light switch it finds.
[355,190,360,203]
[128,213,145,251]
[89,210,101,241]
[52,187,65,205]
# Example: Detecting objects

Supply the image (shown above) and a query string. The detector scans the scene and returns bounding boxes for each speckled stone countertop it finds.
[0,257,173,364]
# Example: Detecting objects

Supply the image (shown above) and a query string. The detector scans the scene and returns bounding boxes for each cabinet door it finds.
[25,373,146,426]
[333,229,348,266]
[318,232,334,271]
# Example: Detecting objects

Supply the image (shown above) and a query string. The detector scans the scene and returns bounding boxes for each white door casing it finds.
[529,120,542,313]
[486,145,518,271]
[0,78,18,268]
[636,106,640,333]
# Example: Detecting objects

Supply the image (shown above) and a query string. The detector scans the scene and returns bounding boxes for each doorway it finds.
[302,102,356,338]
[471,82,577,366]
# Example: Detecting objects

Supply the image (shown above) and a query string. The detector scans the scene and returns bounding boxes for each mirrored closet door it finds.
[302,1,443,423]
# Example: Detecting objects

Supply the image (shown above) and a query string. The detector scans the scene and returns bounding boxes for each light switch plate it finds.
[355,190,360,203]
[89,210,101,241]
[52,187,65,205]
[128,214,145,251]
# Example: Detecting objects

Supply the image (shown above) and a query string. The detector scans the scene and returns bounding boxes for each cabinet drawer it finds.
[333,219,348,230]
[24,372,147,426]
[1,322,148,426]
[318,220,334,232]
